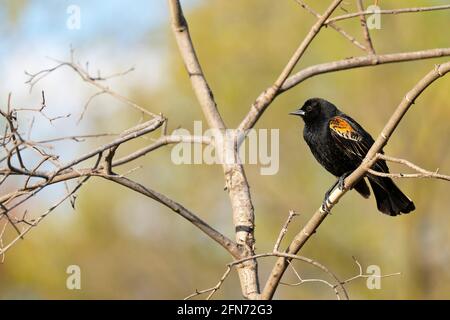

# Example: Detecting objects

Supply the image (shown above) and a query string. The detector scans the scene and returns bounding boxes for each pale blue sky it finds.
[0,0,200,57]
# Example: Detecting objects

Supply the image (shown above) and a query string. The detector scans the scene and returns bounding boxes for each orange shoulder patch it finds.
[329,116,361,141]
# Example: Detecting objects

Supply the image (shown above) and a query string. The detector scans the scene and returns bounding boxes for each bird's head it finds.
[289,98,338,124]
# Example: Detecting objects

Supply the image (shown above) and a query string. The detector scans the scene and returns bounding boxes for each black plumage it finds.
[290,97,415,216]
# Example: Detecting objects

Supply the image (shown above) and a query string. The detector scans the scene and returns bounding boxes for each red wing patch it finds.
[329,116,362,142]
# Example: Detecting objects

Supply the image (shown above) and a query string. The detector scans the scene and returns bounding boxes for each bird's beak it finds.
[289,109,305,117]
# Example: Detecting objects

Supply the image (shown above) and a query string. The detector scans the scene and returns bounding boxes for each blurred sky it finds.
[0,0,199,99]
[0,1,198,47]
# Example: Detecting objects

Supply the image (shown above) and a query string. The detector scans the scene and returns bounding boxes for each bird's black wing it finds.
[329,115,388,173]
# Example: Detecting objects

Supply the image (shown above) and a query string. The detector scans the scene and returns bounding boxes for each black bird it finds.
[290,97,415,216]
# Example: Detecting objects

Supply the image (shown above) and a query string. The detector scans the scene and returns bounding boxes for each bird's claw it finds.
[337,172,351,191]
[321,197,332,214]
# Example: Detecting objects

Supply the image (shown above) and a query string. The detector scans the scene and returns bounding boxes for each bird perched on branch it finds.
[290,97,415,216]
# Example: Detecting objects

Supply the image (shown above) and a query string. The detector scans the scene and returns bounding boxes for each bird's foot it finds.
[321,197,332,214]
[337,172,352,191]
[325,180,338,200]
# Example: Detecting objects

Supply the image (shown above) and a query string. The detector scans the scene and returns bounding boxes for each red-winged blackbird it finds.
[290,97,415,216]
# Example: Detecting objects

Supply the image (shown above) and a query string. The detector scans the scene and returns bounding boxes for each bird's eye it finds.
[306,105,312,112]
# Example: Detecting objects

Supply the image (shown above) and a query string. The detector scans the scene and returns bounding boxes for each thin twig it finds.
[367,153,450,182]
[185,251,348,300]
[25,58,157,118]
[356,0,376,54]
[340,256,400,285]
[273,210,298,252]
[326,4,450,25]
[294,0,367,51]
[184,266,232,300]
[282,260,342,299]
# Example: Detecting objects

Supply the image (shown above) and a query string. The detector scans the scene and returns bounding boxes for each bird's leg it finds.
[321,198,332,214]
[322,179,339,214]
[324,179,339,201]
[321,172,352,213]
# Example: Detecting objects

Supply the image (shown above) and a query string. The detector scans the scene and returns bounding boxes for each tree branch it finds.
[325,4,450,25]
[294,0,367,51]
[356,0,376,54]
[112,134,211,167]
[273,210,298,252]
[282,48,450,92]
[186,251,348,300]
[368,154,450,182]
[25,58,156,119]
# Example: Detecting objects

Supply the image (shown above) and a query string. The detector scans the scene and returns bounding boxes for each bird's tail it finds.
[368,176,415,216]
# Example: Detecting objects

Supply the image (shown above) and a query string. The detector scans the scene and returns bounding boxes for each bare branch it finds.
[294,0,367,51]
[356,0,375,54]
[340,256,400,286]
[25,58,157,118]
[273,0,343,90]
[281,48,450,92]
[0,154,102,256]
[186,251,348,300]
[234,251,348,299]
[112,134,211,167]
[184,266,232,300]
[282,256,400,299]
[282,260,343,299]
[78,90,106,123]
[273,210,298,252]
[326,4,450,25]
[57,117,165,172]
[368,154,450,182]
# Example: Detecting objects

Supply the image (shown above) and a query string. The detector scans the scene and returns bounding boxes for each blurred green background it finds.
[0,0,449,299]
